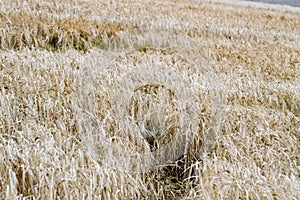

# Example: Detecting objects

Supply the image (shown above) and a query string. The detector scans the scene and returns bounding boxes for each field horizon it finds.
[0,0,299,199]
[245,0,300,8]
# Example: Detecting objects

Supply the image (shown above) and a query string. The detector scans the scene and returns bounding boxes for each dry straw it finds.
[0,0,299,199]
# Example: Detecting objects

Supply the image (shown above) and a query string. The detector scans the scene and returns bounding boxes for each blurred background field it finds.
[0,0,299,199]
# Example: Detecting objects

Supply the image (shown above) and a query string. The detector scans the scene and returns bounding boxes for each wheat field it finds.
[0,0,299,199]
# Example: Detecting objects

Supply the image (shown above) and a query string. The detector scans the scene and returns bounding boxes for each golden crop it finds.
[0,0,299,199]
